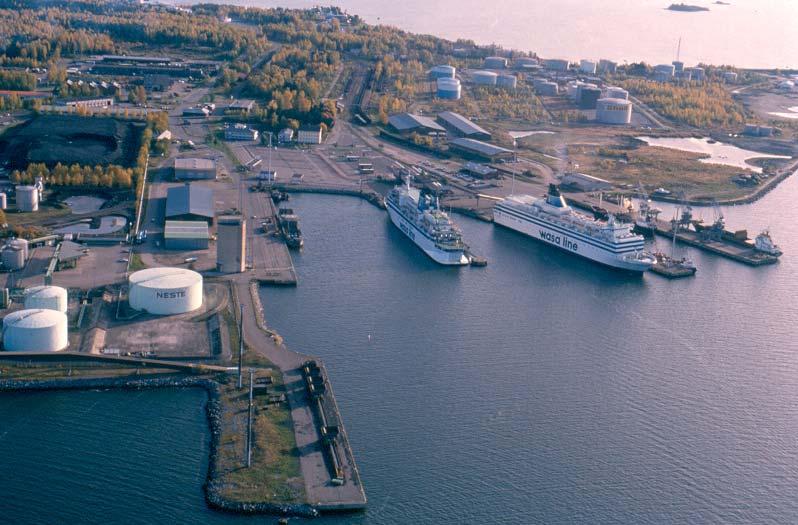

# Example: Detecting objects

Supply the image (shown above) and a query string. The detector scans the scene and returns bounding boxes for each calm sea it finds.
[168,0,798,69]
[3,177,798,523]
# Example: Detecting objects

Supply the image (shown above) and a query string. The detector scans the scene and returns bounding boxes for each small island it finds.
[668,3,710,11]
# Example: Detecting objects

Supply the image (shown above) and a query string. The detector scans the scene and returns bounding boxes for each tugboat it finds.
[651,208,697,278]
[754,230,782,257]
[277,208,303,249]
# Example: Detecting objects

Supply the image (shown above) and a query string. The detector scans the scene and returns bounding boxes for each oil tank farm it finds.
[484,56,508,69]
[429,65,456,79]
[128,267,203,315]
[605,87,629,100]
[496,74,518,89]
[16,185,38,212]
[436,78,462,100]
[24,285,68,313]
[596,98,633,124]
[3,309,68,352]
[472,70,498,86]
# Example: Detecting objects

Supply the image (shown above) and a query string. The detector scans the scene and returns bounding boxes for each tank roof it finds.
[129,267,202,289]
[3,308,66,328]
[25,285,67,298]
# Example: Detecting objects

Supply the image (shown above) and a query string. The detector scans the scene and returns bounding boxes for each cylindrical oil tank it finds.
[606,87,629,100]
[723,71,738,83]
[16,185,39,212]
[436,78,462,100]
[472,70,498,86]
[537,81,559,96]
[496,74,518,89]
[429,65,455,80]
[596,98,633,124]
[578,87,602,109]
[654,64,676,77]
[128,267,203,315]
[566,80,585,100]
[24,285,68,313]
[2,308,68,352]
[484,57,507,69]
[2,246,25,271]
[9,238,28,260]
[514,57,538,68]
[580,60,597,74]
[0,193,7,210]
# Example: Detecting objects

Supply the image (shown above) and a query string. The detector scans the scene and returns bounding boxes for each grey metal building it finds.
[174,158,217,180]
[165,183,215,225]
[217,215,246,273]
[448,138,515,161]
[387,113,446,135]
[164,220,210,250]
[436,112,492,141]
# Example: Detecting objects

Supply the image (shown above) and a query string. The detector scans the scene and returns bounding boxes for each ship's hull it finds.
[494,205,653,272]
[386,201,469,265]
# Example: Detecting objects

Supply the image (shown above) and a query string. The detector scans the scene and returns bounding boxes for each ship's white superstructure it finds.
[386,181,469,265]
[494,184,654,272]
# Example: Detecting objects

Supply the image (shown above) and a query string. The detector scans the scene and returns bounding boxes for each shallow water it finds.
[637,136,791,172]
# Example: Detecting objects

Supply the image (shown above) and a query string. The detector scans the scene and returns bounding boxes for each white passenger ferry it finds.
[386,180,469,265]
[494,184,655,272]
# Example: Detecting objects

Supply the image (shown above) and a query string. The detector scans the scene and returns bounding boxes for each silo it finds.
[596,98,633,124]
[537,81,559,96]
[606,87,629,100]
[472,71,498,86]
[578,87,602,109]
[16,185,38,212]
[496,75,518,89]
[1,246,25,271]
[0,193,7,210]
[580,59,597,74]
[24,285,68,313]
[128,267,203,315]
[2,309,68,352]
[484,56,507,69]
[436,78,462,100]
[429,65,456,80]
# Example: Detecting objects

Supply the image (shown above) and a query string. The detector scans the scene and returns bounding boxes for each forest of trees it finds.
[0,69,35,90]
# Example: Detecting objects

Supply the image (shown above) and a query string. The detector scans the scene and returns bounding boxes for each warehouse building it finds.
[436,111,491,141]
[224,123,259,141]
[449,138,515,161]
[387,113,446,135]
[165,183,215,224]
[55,97,114,109]
[164,220,210,250]
[174,158,217,180]
[297,125,323,144]
[461,162,499,179]
[227,99,256,115]
[561,172,613,192]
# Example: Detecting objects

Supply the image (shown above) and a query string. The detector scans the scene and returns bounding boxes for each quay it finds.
[565,193,779,267]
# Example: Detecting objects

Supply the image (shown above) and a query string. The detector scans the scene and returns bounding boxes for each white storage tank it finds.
[496,74,518,89]
[3,309,68,352]
[654,64,676,77]
[24,285,68,313]
[544,58,569,72]
[472,71,498,86]
[436,78,462,100]
[537,81,559,96]
[1,246,24,271]
[596,98,633,125]
[429,65,456,79]
[128,267,203,315]
[16,185,39,212]
[9,238,28,260]
[580,59,597,74]
[484,56,507,69]
[514,57,538,68]
[0,193,7,210]
[605,87,629,100]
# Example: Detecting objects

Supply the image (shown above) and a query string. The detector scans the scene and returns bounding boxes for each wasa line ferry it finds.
[386,180,470,265]
[494,184,655,272]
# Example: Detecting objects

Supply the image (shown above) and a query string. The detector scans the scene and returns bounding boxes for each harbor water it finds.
[3,174,798,523]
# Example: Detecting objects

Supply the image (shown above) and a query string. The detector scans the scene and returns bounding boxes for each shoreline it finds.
[0,375,320,518]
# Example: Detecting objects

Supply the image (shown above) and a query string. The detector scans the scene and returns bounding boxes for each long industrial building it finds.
[217,215,246,273]
[164,220,210,250]
[436,112,491,141]
[174,158,217,180]
[165,183,215,225]
[448,138,515,161]
[387,113,446,135]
